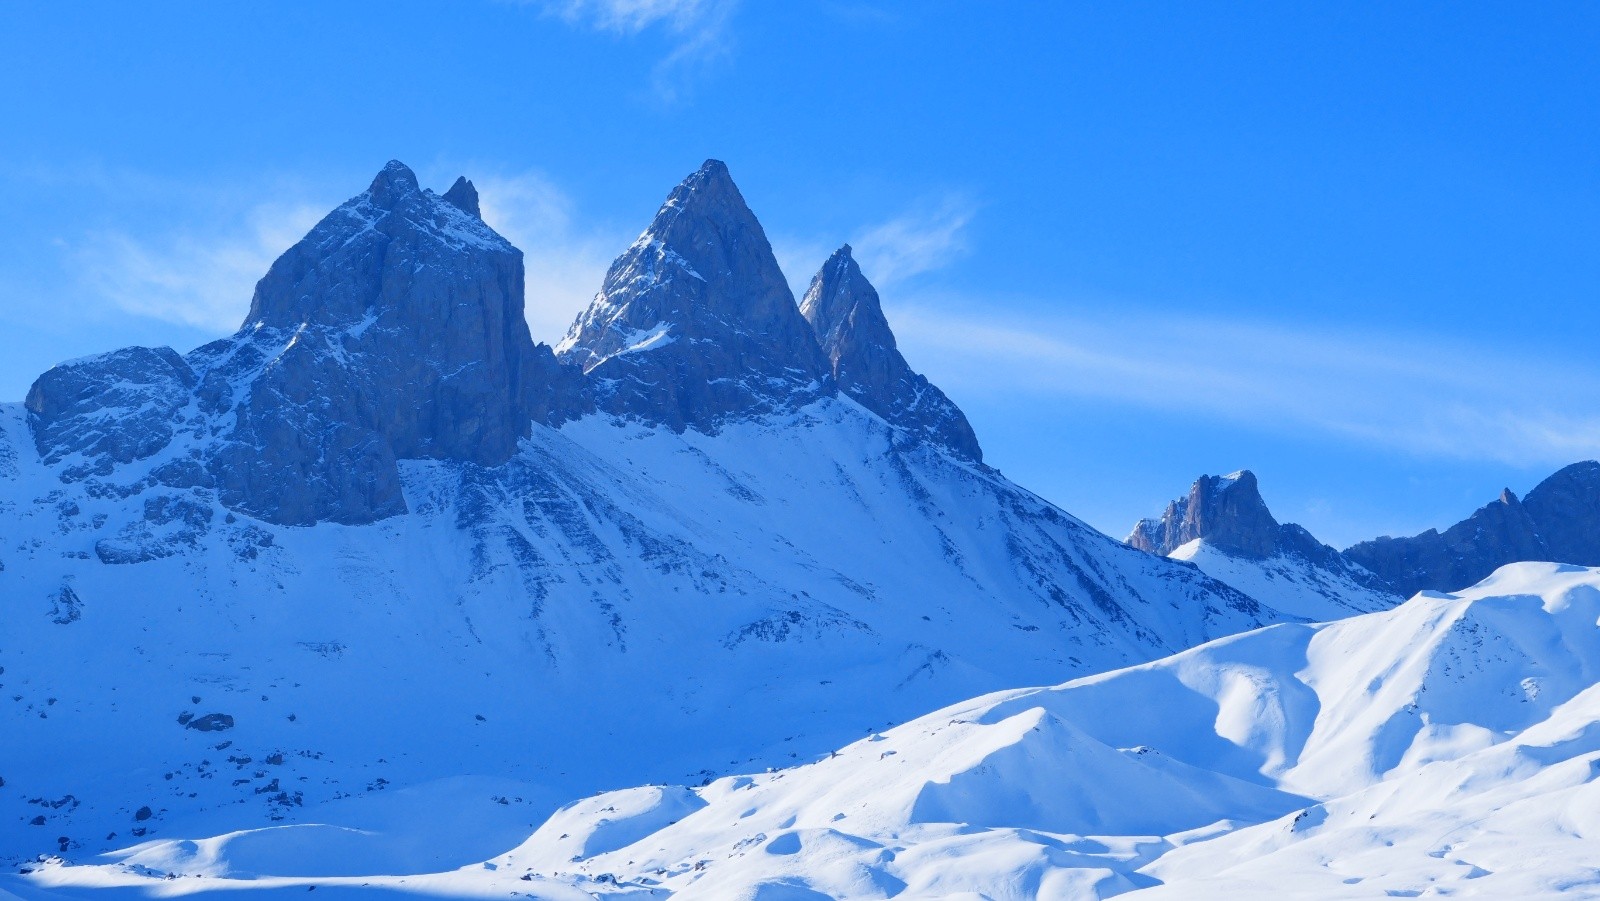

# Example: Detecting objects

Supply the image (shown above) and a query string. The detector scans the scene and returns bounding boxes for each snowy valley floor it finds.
[10,562,1600,899]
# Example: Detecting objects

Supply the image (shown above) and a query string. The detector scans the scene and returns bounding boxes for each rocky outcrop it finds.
[25,347,196,480]
[556,160,830,432]
[1127,471,1281,559]
[800,246,982,462]
[1345,462,1600,595]
[192,160,592,525]
[23,158,992,530]
[27,161,590,527]
[1129,470,1399,610]
[1521,461,1600,566]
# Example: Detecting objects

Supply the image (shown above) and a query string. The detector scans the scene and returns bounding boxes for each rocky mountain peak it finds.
[442,176,481,218]
[1522,461,1600,565]
[367,159,422,208]
[800,245,982,462]
[29,160,590,527]
[802,246,890,351]
[1128,470,1279,559]
[555,160,829,431]
[242,161,514,332]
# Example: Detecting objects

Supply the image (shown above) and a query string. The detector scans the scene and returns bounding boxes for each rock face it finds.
[556,160,830,432]
[1128,470,1399,615]
[1345,462,1600,595]
[26,161,590,526]
[1127,471,1281,559]
[1521,461,1600,565]
[25,347,196,479]
[24,159,984,532]
[800,246,982,462]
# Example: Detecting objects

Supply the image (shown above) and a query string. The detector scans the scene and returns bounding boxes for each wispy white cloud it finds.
[850,197,974,290]
[536,0,738,100]
[64,164,618,345]
[892,302,1600,468]
[773,194,977,300]
[474,171,622,344]
[75,203,325,333]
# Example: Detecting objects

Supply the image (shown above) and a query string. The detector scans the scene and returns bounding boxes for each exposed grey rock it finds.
[1128,471,1281,559]
[1128,469,1397,597]
[184,713,234,732]
[49,584,82,625]
[27,161,592,527]
[25,347,196,479]
[1345,462,1600,595]
[557,160,830,431]
[442,176,481,218]
[1521,461,1600,565]
[800,245,982,462]
[95,493,216,564]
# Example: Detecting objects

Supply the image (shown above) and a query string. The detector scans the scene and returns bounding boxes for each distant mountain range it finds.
[1126,461,1600,602]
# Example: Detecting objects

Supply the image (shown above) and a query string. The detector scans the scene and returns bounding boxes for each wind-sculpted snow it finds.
[0,396,1276,872]
[19,563,1600,898]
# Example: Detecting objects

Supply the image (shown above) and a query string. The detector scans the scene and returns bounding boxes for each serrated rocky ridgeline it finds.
[24,159,992,530]
[1345,461,1600,595]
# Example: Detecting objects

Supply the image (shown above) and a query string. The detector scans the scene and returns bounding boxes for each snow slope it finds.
[15,563,1596,898]
[0,392,1277,866]
[1169,538,1396,621]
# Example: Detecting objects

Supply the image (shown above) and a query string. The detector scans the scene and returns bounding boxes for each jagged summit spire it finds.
[801,245,982,462]
[1127,470,1280,559]
[442,176,481,218]
[803,245,893,351]
[185,158,586,525]
[555,160,829,432]
[367,160,421,208]
[684,158,733,189]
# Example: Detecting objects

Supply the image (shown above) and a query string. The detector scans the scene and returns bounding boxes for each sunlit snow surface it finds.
[0,395,1280,890]
[10,562,1600,898]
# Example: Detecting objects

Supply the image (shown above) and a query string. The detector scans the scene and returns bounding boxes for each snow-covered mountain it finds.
[20,561,1600,899]
[1127,470,1398,620]
[0,161,1286,865]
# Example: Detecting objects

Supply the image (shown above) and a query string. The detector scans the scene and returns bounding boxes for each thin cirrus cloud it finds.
[772,195,977,300]
[891,302,1600,468]
[850,198,975,290]
[473,171,625,344]
[534,0,739,100]
[75,202,326,334]
[70,167,624,346]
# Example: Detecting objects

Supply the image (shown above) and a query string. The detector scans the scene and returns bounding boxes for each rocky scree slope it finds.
[0,160,1287,863]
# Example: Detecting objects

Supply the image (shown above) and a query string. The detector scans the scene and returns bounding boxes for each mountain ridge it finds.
[0,159,1290,867]
[1346,460,1600,595]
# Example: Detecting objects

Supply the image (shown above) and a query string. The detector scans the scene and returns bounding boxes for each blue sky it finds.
[2,1,1597,547]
